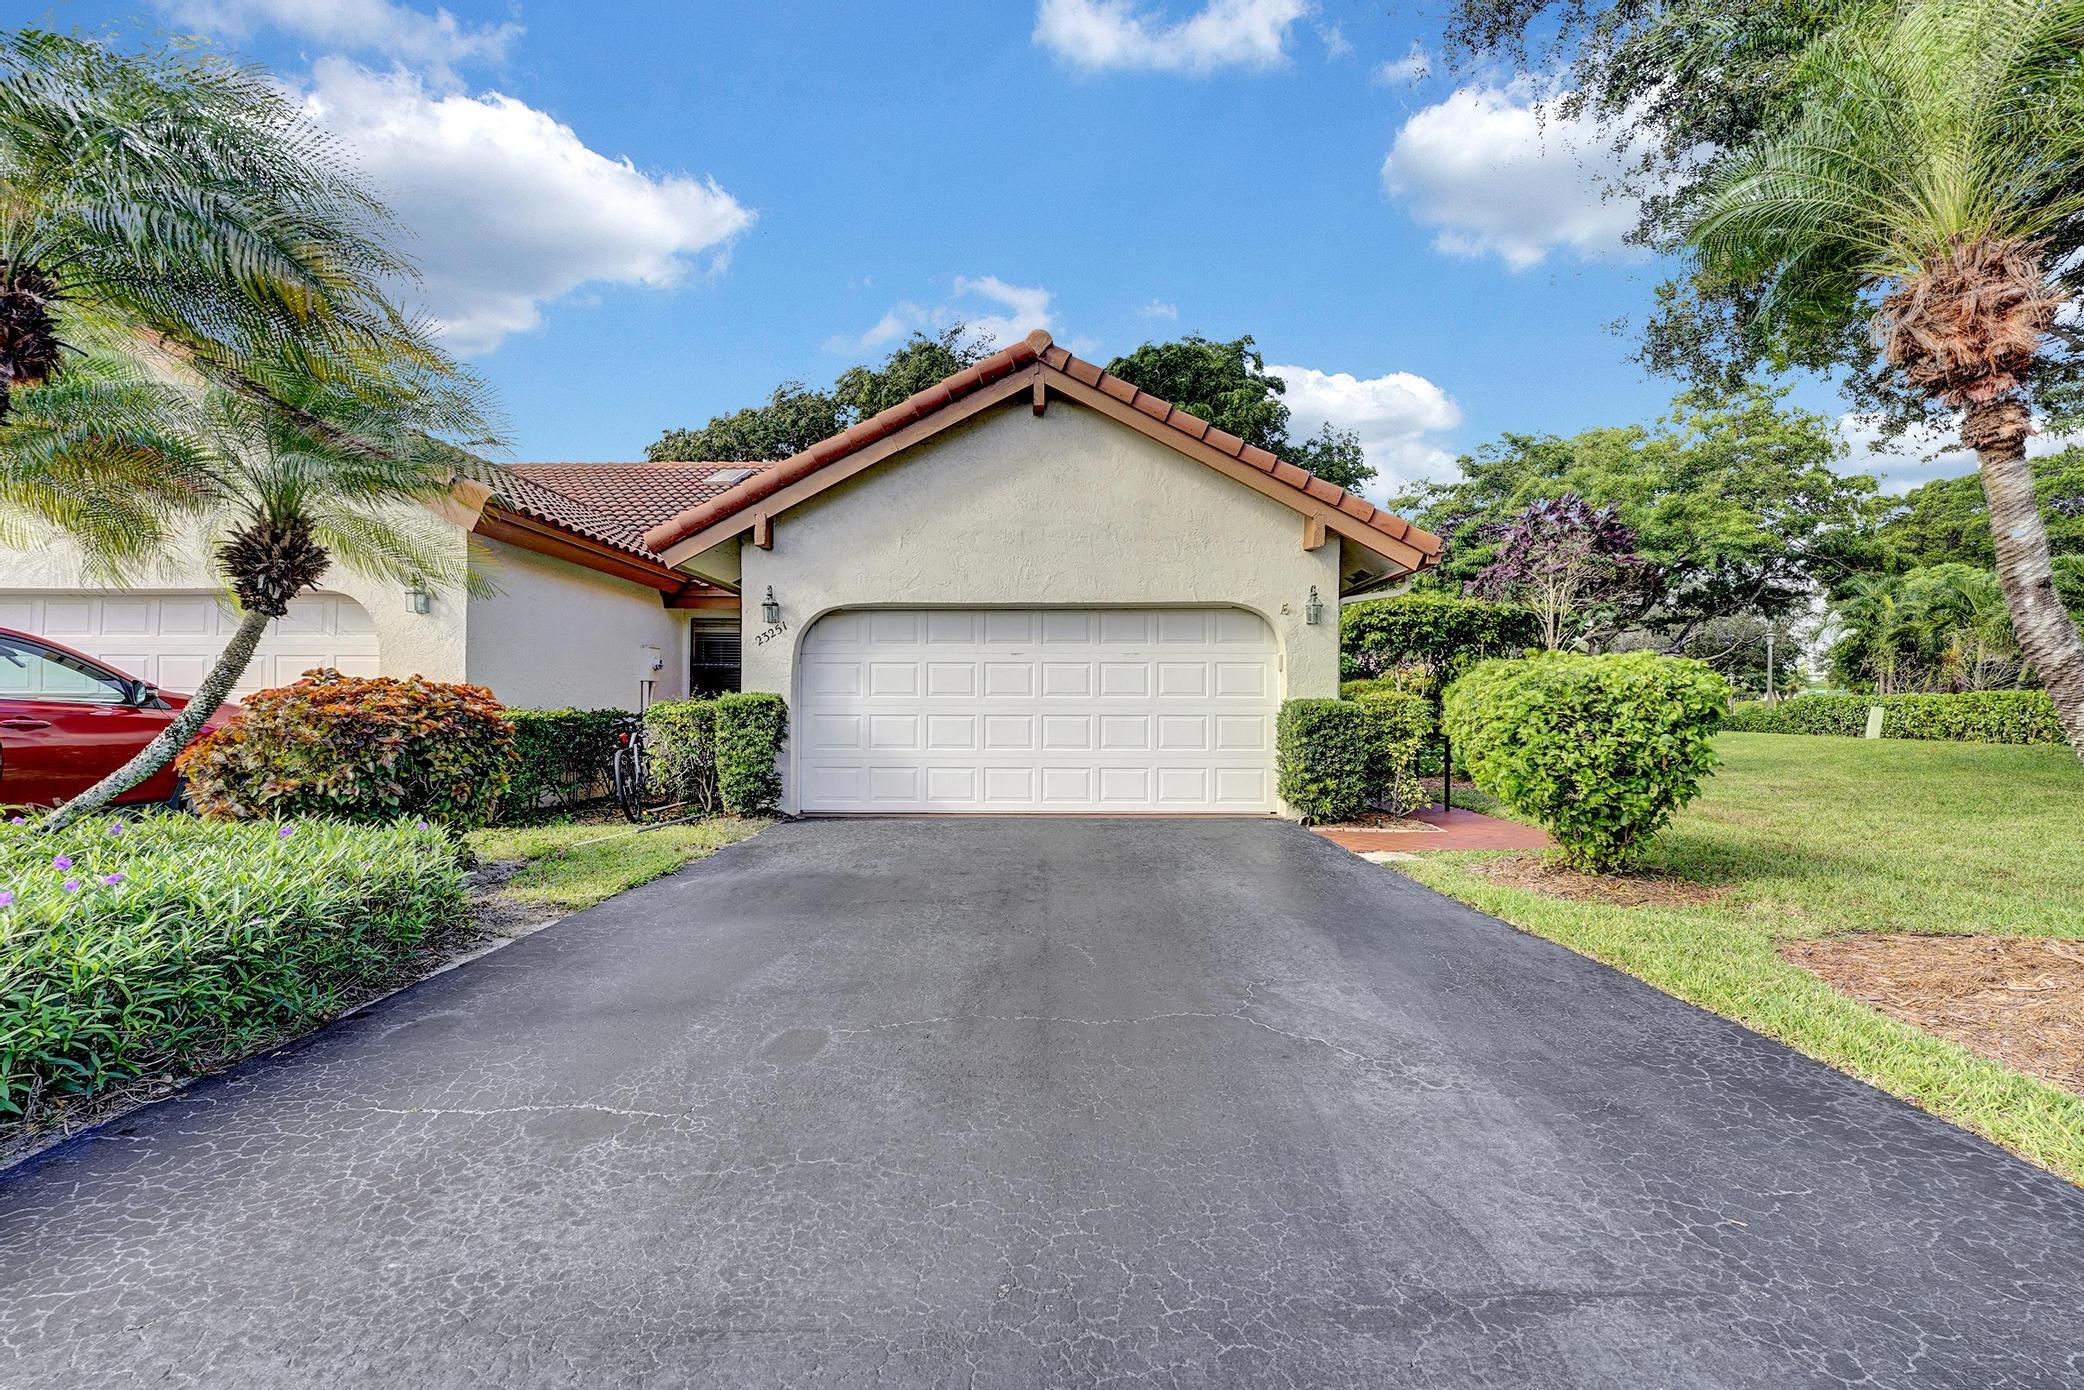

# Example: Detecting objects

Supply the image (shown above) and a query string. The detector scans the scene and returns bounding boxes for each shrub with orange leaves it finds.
[178,669,518,826]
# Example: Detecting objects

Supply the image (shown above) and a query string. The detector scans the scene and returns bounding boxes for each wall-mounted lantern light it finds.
[1304,586,1324,626]
[761,586,781,625]
[407,582,432,615]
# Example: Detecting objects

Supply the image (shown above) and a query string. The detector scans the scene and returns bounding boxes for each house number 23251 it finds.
[754,621,790,646]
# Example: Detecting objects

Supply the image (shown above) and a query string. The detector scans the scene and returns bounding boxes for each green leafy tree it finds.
[1684,0,2084,754]
[1399,386,1878,647]
[647,327,991,461]
[1877,451,2084,570]
[1106,334,1377,492]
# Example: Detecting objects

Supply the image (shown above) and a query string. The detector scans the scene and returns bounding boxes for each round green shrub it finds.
[1444,652,1729,872]
[177,669,517,826]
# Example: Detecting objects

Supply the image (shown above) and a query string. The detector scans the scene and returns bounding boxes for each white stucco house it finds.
[0,331,1440,816]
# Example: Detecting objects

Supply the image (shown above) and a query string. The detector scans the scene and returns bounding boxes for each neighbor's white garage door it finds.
[798,607,1278,814]
[0,591,381,699]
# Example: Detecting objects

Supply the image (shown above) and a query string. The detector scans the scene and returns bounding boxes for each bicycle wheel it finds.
[612,742,647,822]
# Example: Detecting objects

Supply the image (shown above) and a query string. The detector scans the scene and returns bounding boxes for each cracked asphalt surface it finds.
[3,817,2082,1388]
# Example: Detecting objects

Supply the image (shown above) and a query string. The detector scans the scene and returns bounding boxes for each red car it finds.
[0,627,239,810]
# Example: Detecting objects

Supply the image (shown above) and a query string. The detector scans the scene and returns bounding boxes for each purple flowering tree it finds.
[1469,494,1656,651]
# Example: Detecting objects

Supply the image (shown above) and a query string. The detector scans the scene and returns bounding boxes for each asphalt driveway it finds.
[2,818,2081,1388]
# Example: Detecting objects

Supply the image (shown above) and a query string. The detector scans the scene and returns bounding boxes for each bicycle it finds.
[610,716,650,823]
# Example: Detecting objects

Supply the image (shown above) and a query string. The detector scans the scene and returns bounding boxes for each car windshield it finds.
[0,637,130,703]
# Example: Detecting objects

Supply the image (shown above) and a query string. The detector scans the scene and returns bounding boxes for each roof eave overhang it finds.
[655,362,1440,577]
[474,505,740,606]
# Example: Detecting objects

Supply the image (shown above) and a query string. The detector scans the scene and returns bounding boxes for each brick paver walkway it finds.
[1313,806,1551,854]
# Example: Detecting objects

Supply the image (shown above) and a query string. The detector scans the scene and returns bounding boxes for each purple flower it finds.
[108,822,125,837]
[61,878,80,894]
[51,854,72,870]
[0,890,14,908]
[9,815,24,826]
[277,825,295,839]
[415,820,429,831]
[102,873,125,886]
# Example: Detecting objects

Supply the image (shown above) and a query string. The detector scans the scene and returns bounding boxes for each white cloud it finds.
[298,60,752,355]
[1372,42,1430,86]
[1033,0,1312,74]
[1381,81,1650,270]
[161,0,518,80]
[1270,363,1463,499]
[1138,298,1180,320]
[1837,414,2075,494]
[1317,23,1353,59]
[831,276,1056,355]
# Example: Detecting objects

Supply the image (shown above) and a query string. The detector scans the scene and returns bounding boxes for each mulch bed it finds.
[1784,935,2084,1097]
[1463,852,1728,908]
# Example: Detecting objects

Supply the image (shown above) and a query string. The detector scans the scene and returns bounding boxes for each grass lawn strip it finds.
[465,815,767,915]
[1394,732,2084,1185]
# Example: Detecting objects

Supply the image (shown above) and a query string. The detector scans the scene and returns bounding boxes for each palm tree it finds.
[0,30,443,444]
[2,363,486,828]
[1686,0,2084,756]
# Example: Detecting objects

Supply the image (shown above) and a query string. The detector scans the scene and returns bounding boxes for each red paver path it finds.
[1313,806,1551,854]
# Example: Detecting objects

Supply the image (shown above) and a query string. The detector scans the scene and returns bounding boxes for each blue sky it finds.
[36,0,1963,496]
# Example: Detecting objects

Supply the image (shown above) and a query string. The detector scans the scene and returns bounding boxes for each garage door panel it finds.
[799,606,1276,814]
[0,591,380,700]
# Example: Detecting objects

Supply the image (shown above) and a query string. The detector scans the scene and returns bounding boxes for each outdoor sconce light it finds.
[407,582,432,615]
[1304,586,1324,626]
[762,586,782,625]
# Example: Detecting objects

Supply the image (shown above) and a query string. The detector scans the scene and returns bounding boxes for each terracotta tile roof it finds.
[640,330,1442,566]
[489,467,659,558]
[506,461,773,532]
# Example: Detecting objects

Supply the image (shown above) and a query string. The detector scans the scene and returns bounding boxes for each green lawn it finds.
[1397,733,2084,1182]
[467,816,767,912]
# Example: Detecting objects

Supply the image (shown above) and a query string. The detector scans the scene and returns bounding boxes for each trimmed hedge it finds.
[1351,686,1436,816]
[1445,652,1728,872]
[178,670,517,826]
[0,814,467,1121]
[715,692,788,815]
[1278,692,1442,823]
[645,698,722,813]
[500,709,626,820]
[1720,700,1790,734]
[1341,592,1540,682]
[1774,691,2063,744]
[1277,700,1376,823]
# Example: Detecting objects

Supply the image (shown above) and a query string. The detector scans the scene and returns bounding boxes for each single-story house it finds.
[0,331,1440,815]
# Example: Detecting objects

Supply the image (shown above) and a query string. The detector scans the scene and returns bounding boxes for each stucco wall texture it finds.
[466,538,689,711]
[736,398,1343,812]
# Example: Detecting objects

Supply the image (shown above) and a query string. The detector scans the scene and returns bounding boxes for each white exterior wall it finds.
[0,530,467,683]
[736,399,1342,813]
[0,526,690,713]
[466,538,689,711]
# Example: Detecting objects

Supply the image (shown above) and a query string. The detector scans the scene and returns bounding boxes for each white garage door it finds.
[0,591,381,700]
[799,607,1278,814]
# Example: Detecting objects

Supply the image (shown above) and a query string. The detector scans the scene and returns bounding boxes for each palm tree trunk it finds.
[1966,398,2084,759]
[42,606,271,830]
